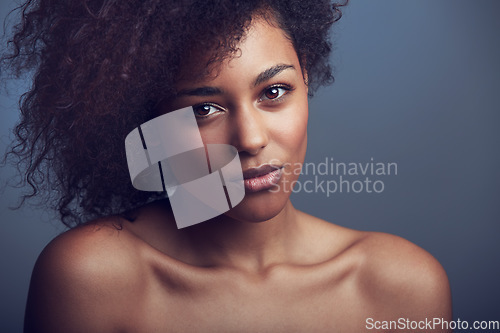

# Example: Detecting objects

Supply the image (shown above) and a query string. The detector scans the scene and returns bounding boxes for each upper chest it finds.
[124,262,374,332]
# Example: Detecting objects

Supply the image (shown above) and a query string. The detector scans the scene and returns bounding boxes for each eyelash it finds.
[259,84,294,102]
[192,83,295,119]
[192,103,223,119]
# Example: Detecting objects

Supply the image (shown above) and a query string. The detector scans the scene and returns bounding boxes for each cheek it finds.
[272,100,308,152]
[197,122,230,144]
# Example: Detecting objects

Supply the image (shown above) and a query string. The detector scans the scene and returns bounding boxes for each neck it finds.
[135,199,305,273]
[183,200,302,272]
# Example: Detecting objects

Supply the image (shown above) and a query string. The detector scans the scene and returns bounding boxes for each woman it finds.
[2,0,452,331]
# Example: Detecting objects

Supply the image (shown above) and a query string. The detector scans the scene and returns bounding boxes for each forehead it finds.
[175,17,300,86]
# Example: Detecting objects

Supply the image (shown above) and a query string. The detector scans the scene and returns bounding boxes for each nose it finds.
[229,104,269,156]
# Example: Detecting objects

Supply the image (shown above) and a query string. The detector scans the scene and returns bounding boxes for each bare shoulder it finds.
[301,213,451,326]
[25,218,145,333]
[354,231,452,321]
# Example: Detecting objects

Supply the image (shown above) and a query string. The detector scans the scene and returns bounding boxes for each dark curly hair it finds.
[1,0,347,227]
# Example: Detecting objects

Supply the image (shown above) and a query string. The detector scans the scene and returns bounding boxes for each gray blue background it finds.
[1,0,499,331]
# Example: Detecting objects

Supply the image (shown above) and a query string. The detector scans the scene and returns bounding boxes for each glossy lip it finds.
[242,164,283,192]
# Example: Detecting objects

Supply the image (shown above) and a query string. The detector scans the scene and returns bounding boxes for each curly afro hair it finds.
[1,0,347,227]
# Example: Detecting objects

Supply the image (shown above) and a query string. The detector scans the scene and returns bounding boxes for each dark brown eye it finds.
[265,87,280,99]
[192,104,222,118]
[195,105,211,116]
[260,85,291,102]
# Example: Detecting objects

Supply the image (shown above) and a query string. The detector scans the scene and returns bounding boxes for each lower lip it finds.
[244,168,283,193]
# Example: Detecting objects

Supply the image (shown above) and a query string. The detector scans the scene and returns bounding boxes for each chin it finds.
[224,189,289,223]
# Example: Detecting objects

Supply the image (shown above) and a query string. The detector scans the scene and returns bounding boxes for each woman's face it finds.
[159,17,309,223]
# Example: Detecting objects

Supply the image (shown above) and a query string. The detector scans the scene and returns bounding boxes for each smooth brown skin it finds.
[24,18,452,333]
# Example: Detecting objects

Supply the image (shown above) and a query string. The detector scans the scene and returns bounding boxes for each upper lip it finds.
[242,164,282,179]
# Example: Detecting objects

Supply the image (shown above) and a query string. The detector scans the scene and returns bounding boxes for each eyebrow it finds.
[176,86,224,97]
[176,64,295,97]
[253,64,295,87]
